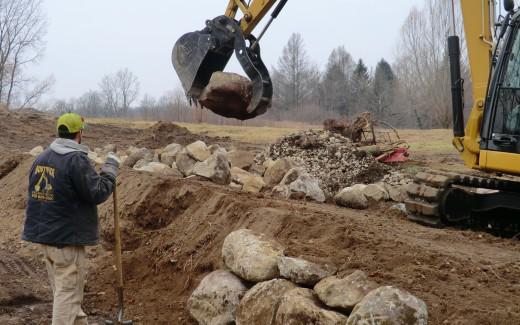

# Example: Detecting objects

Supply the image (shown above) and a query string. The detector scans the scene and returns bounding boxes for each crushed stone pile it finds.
[256,130,390,198]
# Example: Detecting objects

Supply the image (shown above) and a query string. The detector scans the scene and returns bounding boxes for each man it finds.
[22,113,119,325]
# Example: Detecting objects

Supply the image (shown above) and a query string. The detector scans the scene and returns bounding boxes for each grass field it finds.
[88,117,455,153]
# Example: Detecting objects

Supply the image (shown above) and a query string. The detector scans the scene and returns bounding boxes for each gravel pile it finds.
[256,130,390,198]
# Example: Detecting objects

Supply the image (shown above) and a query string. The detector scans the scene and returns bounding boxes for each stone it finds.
[236,279,297,325]
[29,146,44,157]
[193,153,232,185]
[362,183,389,202]
[126,146,140,156]
[384,183,405,202]
[227,150,256,170]
[231,167,265,193]
[187,270,248,325]
[208,144,227,155]
[249,163,267,176]
[230,182,243,190]
[88,151,104,165]
[264,158,296,187]
[176,149,197,177]
[347,286,428,325]
[288,174,326,203]
[334,185,368,209]
[134,162,171,174]
[186,140,211,162]
[102,143,116,154]
[199,71,254,120]
[274,288,348,325]
[271,185,291,199]
[161,143,183,166]
[222,229,285,283]
[124,148,152,168]
[278,256,335,286]
[314,270,378,311]
[390,203,407,214]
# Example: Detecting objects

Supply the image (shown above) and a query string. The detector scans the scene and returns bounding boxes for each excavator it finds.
[172,0,520,234]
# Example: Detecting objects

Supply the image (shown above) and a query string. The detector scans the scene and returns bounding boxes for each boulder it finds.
[176,149,197,177]
[278,256,336,286]
[126,146,140,156]
[29,146,44,157]
[124,148,152,168]
[279,168,306,185]
[250,163,267,176]
[271,185,291,199]
[88,151,104,165]
[347,286,428,325]
[222,229,285,282]
[236,279,297,325]
[362,183,389,202]
[264,158,296,187]
[231,167,265,193]
[384,183,405,202]
[134,162,174,174]
[186,140,211,162]
[334,185,368,209]
[208,144,227,155]
[289,174,326,203]
[274,288,348,325]
[188,270,248,325]
[193,153,232,185]
[314,270,377,311]
[161,143,183,166]
[102,143,117,154]
[227,150,256,170]
[199,71,254,120]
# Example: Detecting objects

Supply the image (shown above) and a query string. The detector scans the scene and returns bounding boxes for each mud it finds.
[0,112,519,324]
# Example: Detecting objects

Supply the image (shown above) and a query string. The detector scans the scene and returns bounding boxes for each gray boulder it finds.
[161,143,183,166]
[347,286,428,325]
[193,153,232,185]
[231,167,265,193]
[188,270,248,325]
[236,279,296,325]
[208,144,227,155]
[314,270,377,311]
[334,185,368,209]
[176,149,197,177]
[227,150,256,170]
[222,229,285,283]
[264,158,296,187]
[289,174,326,203]
[274,288,348,325]
[362,183,389,202]
[186,140,211,162]
[278,256,336,286]
[124,148,152,168]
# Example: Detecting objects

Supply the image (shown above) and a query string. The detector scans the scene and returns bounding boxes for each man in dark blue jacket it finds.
[22,113,119,325]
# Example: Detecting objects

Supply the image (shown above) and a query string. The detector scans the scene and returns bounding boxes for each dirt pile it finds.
[256,129,390,197]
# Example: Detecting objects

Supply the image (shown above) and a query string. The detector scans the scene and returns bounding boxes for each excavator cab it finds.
[172,1,288,120]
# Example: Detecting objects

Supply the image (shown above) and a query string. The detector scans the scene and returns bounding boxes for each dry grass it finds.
[87,118,455,152]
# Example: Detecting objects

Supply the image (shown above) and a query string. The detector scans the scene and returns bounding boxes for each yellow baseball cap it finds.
[56,113,85,134]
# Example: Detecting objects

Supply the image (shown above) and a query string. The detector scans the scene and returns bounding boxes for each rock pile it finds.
[188,229,428,325]
[256,130,389,198]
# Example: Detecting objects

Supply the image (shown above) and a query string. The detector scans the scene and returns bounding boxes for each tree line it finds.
[1,0,467,129]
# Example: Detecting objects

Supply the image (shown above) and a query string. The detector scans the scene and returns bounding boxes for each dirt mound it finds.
[257,129,390,197]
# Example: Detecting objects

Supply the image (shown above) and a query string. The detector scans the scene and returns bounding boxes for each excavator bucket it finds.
[172,15,272,120]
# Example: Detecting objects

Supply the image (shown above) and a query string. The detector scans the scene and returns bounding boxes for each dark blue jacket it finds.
[22,139,115,246]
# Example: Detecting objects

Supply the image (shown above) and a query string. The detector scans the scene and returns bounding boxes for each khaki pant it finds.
[41,244,88,325]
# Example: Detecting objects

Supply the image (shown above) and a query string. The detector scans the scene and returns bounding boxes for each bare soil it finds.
[0,112,519,324]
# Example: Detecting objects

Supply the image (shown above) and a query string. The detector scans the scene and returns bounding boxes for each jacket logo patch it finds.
[32,165,55,201]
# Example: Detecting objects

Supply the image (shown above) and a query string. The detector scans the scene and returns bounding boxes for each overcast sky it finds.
[33,0,425,102]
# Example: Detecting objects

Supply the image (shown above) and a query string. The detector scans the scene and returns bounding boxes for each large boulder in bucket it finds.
[199,72,255,120]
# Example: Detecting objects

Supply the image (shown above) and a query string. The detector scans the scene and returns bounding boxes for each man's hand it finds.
[101,152,120,179]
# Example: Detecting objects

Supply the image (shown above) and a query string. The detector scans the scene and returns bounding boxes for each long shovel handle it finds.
[113,184,124,289]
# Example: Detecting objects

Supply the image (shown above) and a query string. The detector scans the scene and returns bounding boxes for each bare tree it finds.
[271,33,318,110]
[0,0,49,109]
[139,93,156,120]
[99,68,139,117]
[75,90,104,117]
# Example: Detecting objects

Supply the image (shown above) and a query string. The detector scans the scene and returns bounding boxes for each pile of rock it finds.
[256,130,389,198]
[188,229,428,325]
[334,181,408,210]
